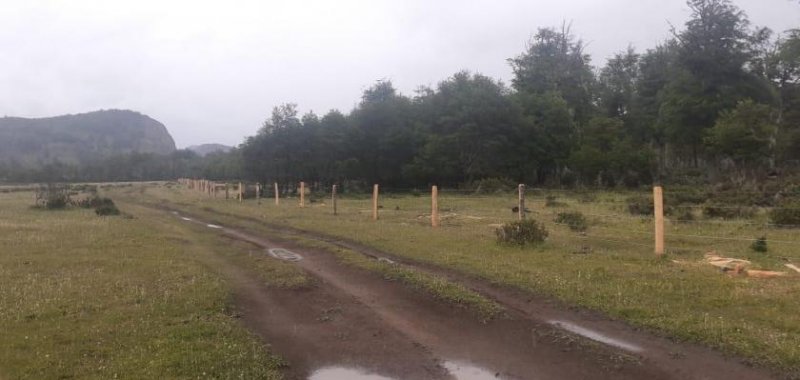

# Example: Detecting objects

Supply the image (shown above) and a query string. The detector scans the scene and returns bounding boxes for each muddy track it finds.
[141,201,778,380]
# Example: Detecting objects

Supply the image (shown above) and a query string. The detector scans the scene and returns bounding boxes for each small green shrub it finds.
[750,236,768,252]
[769,202,800,226]
[495,219,548,246]
[95,203,120,216]
[626,196,653,216]
[410,189,421,197]
[555,211,588,232]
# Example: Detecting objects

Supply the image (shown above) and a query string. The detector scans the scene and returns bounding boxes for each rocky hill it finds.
[186,143,233,156]
[0,110,176,167]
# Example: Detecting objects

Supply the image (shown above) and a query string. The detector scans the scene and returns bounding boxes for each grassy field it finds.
[125,182,800,376]
[0,190,297,379]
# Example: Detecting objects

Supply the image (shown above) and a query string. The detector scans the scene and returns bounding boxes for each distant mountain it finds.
[0,109,176,167]
[187,143,233,156]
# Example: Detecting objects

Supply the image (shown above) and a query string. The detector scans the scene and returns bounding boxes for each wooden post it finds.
[372,184,379,221]
[256,183,261,204]
[654,185,665,255]
[274,182,279,206]
[332,184,338,216]
[518,184,526,221]
[225,183,229,200]
[299,181,305,207]
[238,182,243,203]
[431,185,439,228]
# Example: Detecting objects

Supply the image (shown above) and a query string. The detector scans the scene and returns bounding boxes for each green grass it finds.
[124,183,800,376]
[0,191,287,379]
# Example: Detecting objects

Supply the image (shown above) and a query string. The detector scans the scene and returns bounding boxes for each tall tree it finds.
[509,24,595,126]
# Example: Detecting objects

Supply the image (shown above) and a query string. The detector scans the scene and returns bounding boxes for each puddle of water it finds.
[548,320,642,353]
[267,248,303,262]
[309,367,395,380]
[443,361,502,380]
[181,217,192,221]
[206,224,222,229]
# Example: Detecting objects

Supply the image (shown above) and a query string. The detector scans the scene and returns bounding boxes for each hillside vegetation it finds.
[0,109,175,167]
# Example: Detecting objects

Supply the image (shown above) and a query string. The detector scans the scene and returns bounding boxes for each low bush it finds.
[626,196,653,216]
[95,202,121,216]
[555,211,588,232]
[495,219,548,246]
[750,236,768,252]
[769,202,800,226]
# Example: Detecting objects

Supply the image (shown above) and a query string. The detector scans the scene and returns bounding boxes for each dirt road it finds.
[150,205,777,380]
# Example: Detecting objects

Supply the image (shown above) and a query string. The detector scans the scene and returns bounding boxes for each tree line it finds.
[234,0,800,190]
[4,0,798,189]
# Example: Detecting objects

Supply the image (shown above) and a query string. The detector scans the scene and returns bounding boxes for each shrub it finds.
[555,211,588,232]
[769,202,800,226]
[35,184,70,210]
[95,203,120,216]
[410,188,421,197]
[750,236,768,252]
[495,219,548,246]
[626,196,653,216]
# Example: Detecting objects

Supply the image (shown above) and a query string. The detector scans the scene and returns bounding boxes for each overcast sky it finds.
[1,1,798,148]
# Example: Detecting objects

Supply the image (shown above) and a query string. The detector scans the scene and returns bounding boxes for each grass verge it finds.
[0,191,286,379]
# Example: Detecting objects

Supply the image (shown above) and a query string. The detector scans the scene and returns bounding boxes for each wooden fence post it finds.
[300,181,305,207]
[256,183,261,204]
[654,185,665,255]
[238,182,243,203]
[274,182,279,206]
[518,184,526,221]
[372,184,379,221]
[431,185,439,228]
[332,184,338,216]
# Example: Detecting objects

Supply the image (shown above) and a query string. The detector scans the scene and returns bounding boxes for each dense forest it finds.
[233,0,800,190]
[3,0,799,189]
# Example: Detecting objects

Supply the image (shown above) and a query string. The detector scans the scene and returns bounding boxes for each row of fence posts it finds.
[178,178,666,256]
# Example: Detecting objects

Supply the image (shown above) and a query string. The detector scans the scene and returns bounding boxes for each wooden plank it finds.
[372,184,379,221]
[431,185,439,227]
[654,186,665,255]
[332,184,338,216]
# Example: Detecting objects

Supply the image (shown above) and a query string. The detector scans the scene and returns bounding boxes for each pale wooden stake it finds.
[256,183,261,204]
[518,184,526,221]
[238,182,243,203]
[332,184,338,216]
[431,186,439,228]
[300,181,305,207]
[372,184,379,220]
[654,185,665,255]
[274,182,280,206]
